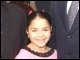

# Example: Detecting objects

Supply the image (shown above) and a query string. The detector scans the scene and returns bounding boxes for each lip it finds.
[36,38,46,40]
[36,39,45,41]
[37,40,45,43]
[35,39,47,43]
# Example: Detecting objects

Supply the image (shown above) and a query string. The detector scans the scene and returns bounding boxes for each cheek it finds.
[28,32,36,39]
[28,33,38,44]
[44,31,51,42]
[44,31,51,37]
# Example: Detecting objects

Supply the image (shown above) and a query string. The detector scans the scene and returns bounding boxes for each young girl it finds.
[15,11,57,59]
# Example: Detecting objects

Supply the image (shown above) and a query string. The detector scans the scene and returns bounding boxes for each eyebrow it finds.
[30,26,50,29]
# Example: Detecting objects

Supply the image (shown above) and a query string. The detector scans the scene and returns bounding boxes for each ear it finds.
[51,26,52,31]
[26,30,29,38]
[50,26,53,33]
[26,30,28,35]
[51,26,52,29]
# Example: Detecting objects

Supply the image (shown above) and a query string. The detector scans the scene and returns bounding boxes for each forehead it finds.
[29,16,50,28]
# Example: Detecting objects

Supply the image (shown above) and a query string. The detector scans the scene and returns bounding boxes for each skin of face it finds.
[26,16,52,48]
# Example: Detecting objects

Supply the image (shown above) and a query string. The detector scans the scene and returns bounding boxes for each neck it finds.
[27,43,51,53]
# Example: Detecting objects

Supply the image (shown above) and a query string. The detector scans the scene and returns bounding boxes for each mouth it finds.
[35,39,47,43]
[35,39,45,42]
[36,37,46,40]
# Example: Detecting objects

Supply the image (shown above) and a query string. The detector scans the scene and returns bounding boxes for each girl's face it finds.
[26,16,52,48]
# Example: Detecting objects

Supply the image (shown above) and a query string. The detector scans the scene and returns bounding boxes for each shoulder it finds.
[15,49,30,59]
[1,1,26,19]
[51,49,57,58]
[2,1,26,15]
[54,49,57,53]
[52,49,57,55]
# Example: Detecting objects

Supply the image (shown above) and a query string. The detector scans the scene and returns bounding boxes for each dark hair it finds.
[26,11,52,30]
[25,11,53,46]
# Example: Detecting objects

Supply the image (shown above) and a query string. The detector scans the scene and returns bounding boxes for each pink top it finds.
[15,48,57,59]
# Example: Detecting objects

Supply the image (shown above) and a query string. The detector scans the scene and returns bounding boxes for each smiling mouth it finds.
[35,39,47,43]
[36,39,45,41]
[36,38,46,40]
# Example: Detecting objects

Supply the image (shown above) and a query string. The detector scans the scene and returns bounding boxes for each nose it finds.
[38,31,43,38]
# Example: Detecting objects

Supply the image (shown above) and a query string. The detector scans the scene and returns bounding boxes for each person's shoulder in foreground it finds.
[15,48,57,59]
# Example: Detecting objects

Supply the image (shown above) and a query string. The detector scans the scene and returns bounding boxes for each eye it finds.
[32,30,37,32]
[43,29,49,31]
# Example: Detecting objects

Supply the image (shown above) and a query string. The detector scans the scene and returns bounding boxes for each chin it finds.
[37,44,46,48]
